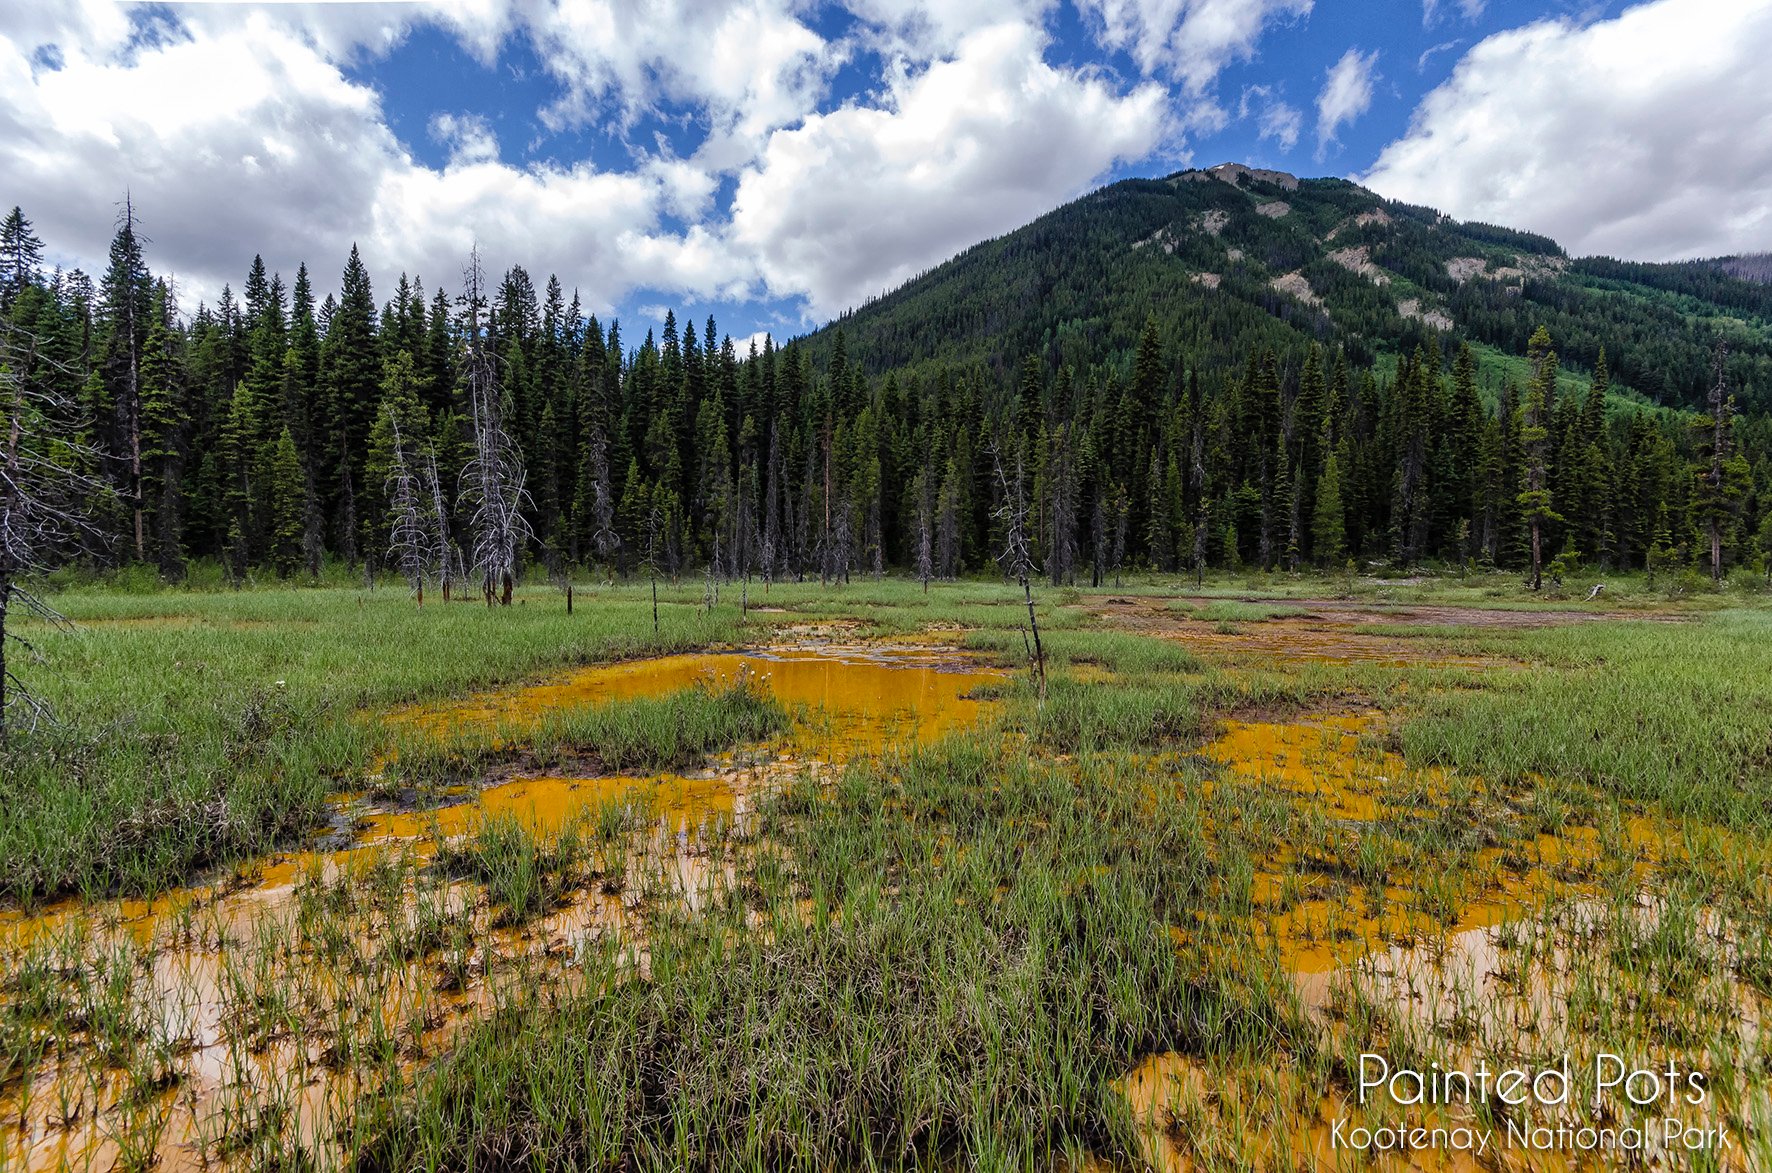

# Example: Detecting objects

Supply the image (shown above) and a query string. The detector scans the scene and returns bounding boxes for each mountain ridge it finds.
[800,163,1771,413]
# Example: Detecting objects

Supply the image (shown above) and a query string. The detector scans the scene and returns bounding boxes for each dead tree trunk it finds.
[992,438,1045,702]
[385,416,429,606]
[1,324,110,734]
[458,246,533,606]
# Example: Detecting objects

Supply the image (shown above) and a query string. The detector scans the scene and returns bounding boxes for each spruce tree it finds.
[97,198,152,561]
[321,244,379,561]
[267,427,306,578]
[0,206,45,309]
[1691,341,1748,583]
[1312,449,1346,566]
[1517,327,1563,590]
[138,280,185,576]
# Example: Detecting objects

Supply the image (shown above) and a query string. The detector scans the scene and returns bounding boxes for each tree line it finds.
[3,203,1769,609]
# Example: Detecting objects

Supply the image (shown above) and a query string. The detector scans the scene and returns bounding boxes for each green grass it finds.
[4,572,1772,1169]
[351,738,1303,1171]
[384,674,791,789]
[0,584,746,903]
[1397,609,1772,824]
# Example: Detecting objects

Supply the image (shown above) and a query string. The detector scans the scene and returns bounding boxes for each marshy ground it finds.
[1,573,1768,1170]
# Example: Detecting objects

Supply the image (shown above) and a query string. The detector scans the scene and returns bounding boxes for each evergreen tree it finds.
[267,427,306,577]
[1518,327,1563,590]
[138,280,185,576]
[96,198,152,560]
[1691,341,1749,582]
[321,244,379,563]
[0,207,45,309]
[1312,449,1347,566]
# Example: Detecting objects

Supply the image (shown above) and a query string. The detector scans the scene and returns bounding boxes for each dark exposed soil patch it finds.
[1090,594,1662,631]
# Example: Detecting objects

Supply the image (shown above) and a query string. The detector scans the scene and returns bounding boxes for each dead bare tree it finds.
[385,416,429,605]
[991,437,1045,701]
[1,324,112,734]
[423,445,458,602]
[832,496,854,588]
[582,417,620,579]
[1046,422,1079,587]
[914,466,935,593]
[643,500,664,635]
[458,247,533,606]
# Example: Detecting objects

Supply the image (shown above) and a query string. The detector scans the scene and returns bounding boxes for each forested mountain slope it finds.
[0,164,1768,600]
[804,163,1772,415]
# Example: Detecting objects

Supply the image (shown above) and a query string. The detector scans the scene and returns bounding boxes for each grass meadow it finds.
[2,566,1769,1169]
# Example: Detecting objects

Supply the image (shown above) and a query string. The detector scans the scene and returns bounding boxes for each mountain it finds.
[803,163,1772,413]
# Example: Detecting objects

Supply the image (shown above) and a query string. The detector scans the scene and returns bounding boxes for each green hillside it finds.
[804,163,1772,413]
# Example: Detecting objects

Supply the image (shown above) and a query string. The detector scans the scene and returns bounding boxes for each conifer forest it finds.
[3,179,1767,605]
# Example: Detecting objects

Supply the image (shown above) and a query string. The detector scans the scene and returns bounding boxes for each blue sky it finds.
[2,0,1768,349]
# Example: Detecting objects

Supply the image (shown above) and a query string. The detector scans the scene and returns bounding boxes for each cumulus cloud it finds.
[730,20,1169,315]
[1363,0,1772,261]
[521,0,844,171]
[429,112,500,165]
[1315,46,1377,157]
[845,0,1057,58]
[0,0,1296,324]
[1240,83,1300,152]
[0,5,748,314]
[1077,0,1312,92]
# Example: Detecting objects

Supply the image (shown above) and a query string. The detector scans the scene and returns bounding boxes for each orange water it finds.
[0,641,1001,1170]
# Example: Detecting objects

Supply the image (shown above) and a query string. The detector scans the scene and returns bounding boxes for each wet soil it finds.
[0,640,1001,1170]
[1090,594,1663,667]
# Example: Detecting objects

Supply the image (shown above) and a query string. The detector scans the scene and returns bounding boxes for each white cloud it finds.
[429,112,500,165]
[1363,0,1772,261]
[729,20,1170,316]
[1422,0,1484,28]
[0,5,748,314]
[1077,0,1312,92]
[1415,38,1460,72]
[845,0,1056,57]
[522,0,844,169]
[0,0,1303,325]
[1240,83,1299,151]
[1314,46,1377,156]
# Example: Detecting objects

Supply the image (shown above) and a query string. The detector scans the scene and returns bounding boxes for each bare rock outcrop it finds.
[1271,271,1322,308]
[1329,245,1390,285]
[1205,162,1300,191]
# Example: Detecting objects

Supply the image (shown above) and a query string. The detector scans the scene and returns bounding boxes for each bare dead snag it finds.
[991,437,1045,703]
[1,323,112,734]
[458,246,534,607]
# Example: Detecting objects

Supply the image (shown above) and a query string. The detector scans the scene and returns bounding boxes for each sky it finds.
[2,0,1770,345]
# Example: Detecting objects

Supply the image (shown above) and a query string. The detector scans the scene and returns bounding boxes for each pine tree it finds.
[1517,327,1563,590]
[1691,340,1749,583]
[138,280,186,576]
[1312,448,1347,566]
[267,427,305,577]
[97,197,152,561]
[0,207,45,310]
